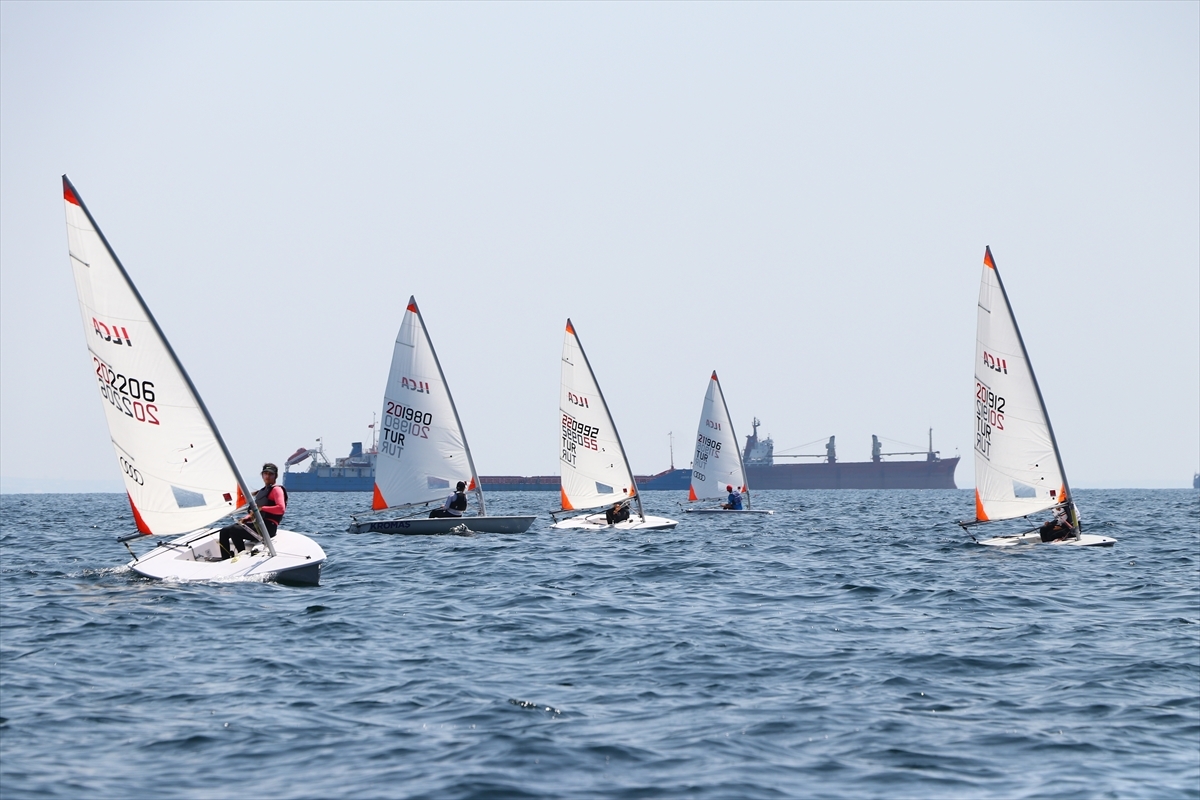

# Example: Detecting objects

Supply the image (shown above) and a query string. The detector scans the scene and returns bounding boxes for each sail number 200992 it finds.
[94,356,159,425]
[974,380,1005,459]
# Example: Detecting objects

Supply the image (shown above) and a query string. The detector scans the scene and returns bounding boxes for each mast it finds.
[984,246,1077,527]
[63,175,276,555]
[566,320,646,521]
[411,297,486,516]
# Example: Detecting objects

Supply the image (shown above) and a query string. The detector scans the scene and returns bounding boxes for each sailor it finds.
[430,481,469,518]
[722,485,744,511]
[217,463,287,559]
[605,500,631,525]
[1038,506,1075,542]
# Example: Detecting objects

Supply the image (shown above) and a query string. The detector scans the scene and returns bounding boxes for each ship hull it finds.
[748,457,959,490]
[635,458,959,491]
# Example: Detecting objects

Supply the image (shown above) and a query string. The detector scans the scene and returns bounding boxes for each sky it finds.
[1,1,1197,493]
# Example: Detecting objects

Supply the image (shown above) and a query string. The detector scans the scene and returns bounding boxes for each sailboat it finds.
[62,176,327,583]
[962,246,1114,547]
[551,320,677,531]
[685,371,772,514]
[347,297,535,535]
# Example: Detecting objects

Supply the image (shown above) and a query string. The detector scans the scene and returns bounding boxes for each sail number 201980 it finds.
[381,400,433,457]
[974,380,1005,459]
[93,356,159,425]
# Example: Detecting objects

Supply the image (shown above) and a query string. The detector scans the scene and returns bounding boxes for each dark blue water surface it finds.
[1,489,1197,799]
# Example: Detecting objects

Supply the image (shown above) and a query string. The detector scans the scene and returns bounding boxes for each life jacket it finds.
[255,484,288,525]
[450,491,468,512]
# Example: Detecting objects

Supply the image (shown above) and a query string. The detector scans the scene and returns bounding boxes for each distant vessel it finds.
[283,418,959,493]
[283,439,377,492]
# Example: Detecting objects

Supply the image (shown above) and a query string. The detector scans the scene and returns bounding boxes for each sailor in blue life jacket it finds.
[430,481,469,518]
[217,463,287,559]
[722,485,743,511]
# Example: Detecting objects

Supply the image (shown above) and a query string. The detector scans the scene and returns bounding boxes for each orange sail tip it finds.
[63,178,80,206]
[565,319,575,335]
[711,370,718,380]
[371,483,388,510]
[559,488,574,511]
[406,296,418,313]
[235,485,246,509]
[127,494,153,534]
[983,247,995,269]
[688,486,698,502]
[467,477,477,491]
[974,489,989,522]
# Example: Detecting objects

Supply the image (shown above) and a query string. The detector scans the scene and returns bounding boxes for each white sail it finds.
[64,177,245,536]
[688,371,748,503]
[558,320,639,513]
[371,297,480,512]
[973,247,1068,522]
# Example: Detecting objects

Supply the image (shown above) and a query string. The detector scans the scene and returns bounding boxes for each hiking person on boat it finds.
[218,463,287,558]
[1038,505,1076,543]
[722,485,744,510]
[430,481,469,518]
[605,500,631,525]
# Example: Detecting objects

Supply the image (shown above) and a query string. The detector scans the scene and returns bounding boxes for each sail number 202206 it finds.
[974,380,1005,459]
[93,355,159,425]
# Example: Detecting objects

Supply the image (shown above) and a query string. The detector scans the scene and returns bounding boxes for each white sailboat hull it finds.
[127,528,326,584]
[551,513,678,531]
[685,508,774,515]
[348,515,536,535]
[977,531,1116,548]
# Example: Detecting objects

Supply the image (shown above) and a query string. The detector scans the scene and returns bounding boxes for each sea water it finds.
[1,489,1196,799]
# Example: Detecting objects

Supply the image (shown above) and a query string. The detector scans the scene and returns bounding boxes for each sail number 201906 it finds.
[93,356,159,425]
[974,380,1005,459]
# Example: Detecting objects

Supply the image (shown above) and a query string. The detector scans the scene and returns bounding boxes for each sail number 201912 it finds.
[974,380,1005,459]
[93,356,159,425]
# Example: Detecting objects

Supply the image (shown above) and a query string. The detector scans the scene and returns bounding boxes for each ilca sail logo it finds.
[94,318,132,347]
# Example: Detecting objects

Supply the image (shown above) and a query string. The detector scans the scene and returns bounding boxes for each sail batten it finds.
[973,246,1071,522]
[63,176,257,537]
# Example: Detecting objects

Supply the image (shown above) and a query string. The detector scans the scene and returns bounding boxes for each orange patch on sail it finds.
[560,488,574,511]
[974,489,989,522]
[983,247,996,269]
[63,179,81,206]
[688,485,698,502]
[407,297,418,313]
[565,319,575,335]
[127,493,152,534]
[467,476,477,491]
[372,483,388,510]
[711,370,718,380]
[235,485,246,510]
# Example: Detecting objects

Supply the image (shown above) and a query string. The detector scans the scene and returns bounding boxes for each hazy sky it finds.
[2,1,1197,492]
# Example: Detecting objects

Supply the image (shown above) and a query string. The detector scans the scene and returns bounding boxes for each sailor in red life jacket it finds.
[217,463,287,559]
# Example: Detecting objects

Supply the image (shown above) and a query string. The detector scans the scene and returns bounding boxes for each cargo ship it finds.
[283,418,957,492]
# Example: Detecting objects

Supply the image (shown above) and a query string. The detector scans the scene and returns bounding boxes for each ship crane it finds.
[872,429,941,463]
